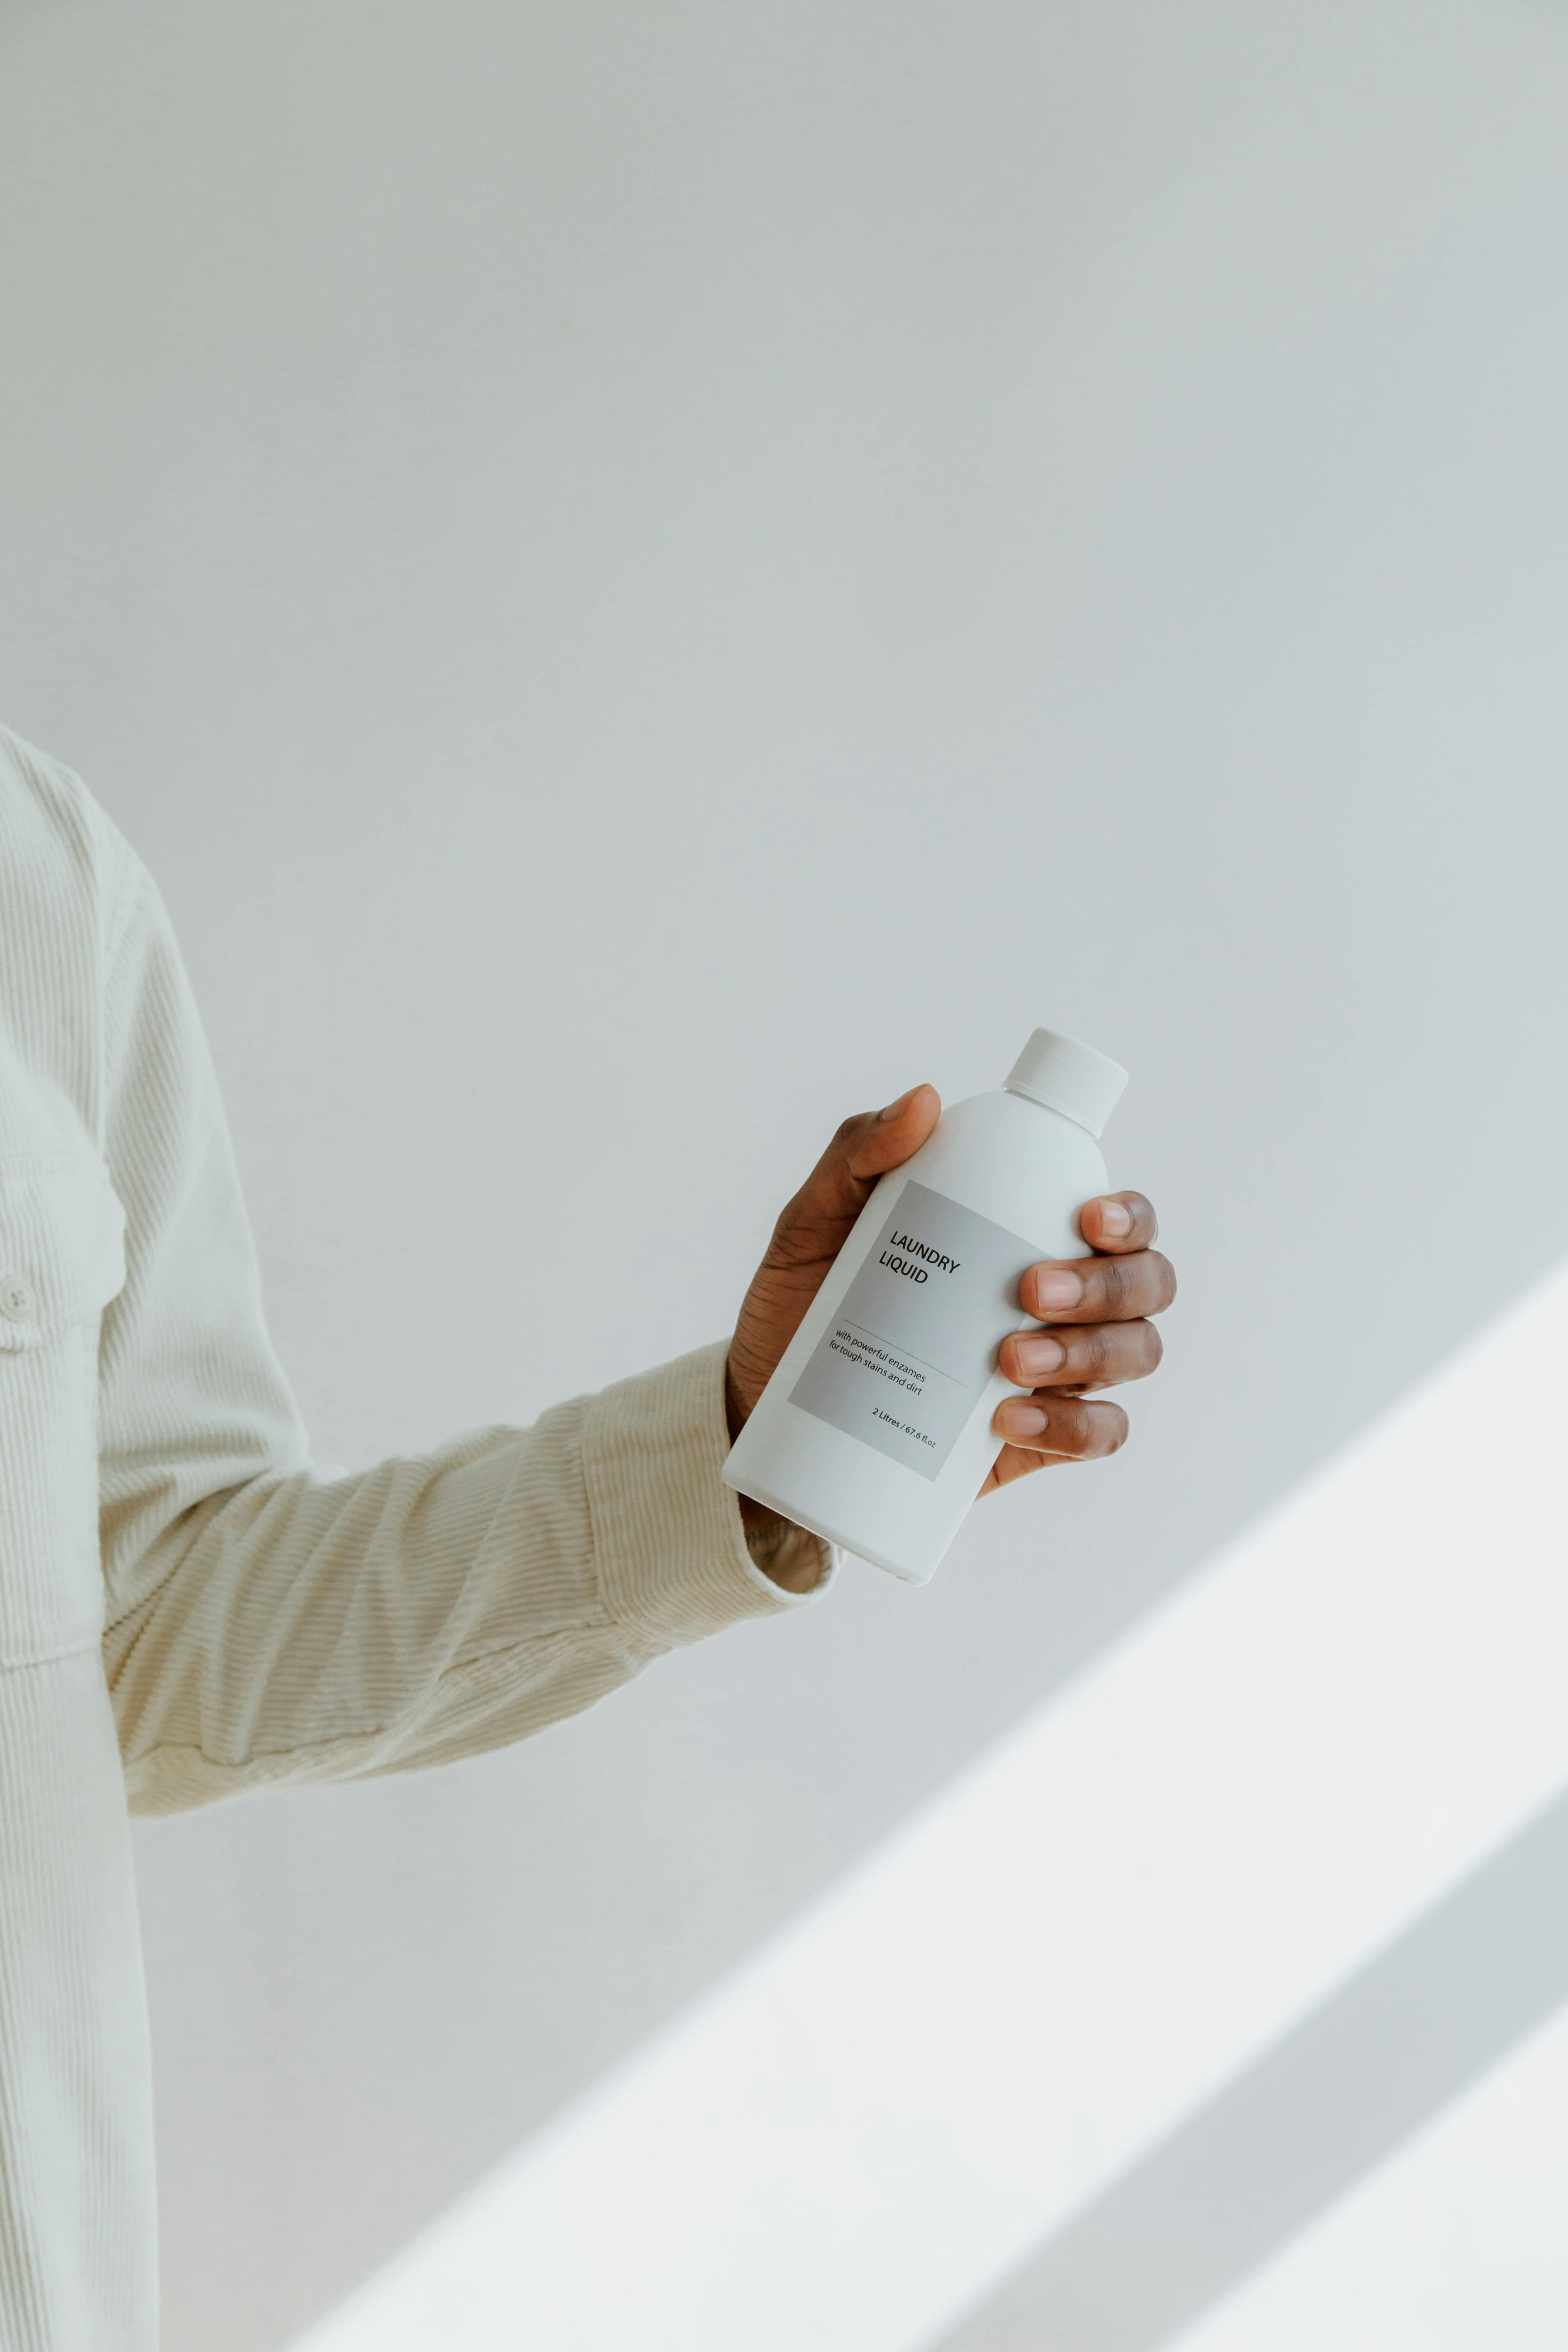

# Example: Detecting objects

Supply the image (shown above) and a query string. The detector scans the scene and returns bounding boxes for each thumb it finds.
[769,1083,941,1268]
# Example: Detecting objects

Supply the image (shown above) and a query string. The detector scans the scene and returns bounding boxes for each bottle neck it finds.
[1002,1081,1100,1139]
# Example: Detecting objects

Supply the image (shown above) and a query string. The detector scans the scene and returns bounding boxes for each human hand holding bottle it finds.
[726,1081,1176,1585]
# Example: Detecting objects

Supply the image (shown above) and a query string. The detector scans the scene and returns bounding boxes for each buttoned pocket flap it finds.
[0,1160,127,1351]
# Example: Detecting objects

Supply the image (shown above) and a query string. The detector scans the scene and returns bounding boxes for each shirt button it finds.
[0,1274,37,1321]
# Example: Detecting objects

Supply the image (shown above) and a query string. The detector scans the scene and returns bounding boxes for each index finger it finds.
[1079,1191,1158,1253]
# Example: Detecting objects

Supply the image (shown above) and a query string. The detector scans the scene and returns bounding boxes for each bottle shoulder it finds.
[897,1087,1108,1249]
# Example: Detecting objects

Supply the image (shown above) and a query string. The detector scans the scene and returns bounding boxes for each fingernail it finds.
[878,1088,915,1122]
[1097,1200,1133,1239]
[1014,1335,1065,1377]
[1032,1266,1083,1313]
[997,1401,1047,1437]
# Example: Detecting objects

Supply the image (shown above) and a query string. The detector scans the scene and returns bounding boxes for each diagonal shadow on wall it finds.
[934,1778,1568,2352]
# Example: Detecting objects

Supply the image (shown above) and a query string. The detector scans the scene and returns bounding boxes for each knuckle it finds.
[1062,1401,1096,1455]
[1096,1256,1133,1317]
[764,1187,822,1268]
[1056,1398,1130,1457]
[767,1185,808,1243]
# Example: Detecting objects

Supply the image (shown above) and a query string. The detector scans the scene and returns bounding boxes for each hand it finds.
[726,1082,1174,1539]
[983,1189,1174,1493]
[726,1083,946,1436]
[726,1085,942,1582]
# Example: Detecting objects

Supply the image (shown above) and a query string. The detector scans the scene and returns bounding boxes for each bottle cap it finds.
[1004,1026,1128,1137]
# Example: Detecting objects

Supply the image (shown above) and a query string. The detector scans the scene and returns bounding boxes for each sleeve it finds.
[94,843,836,1817]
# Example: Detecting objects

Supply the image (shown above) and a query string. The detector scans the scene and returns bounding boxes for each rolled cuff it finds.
[583,1340,838,1651]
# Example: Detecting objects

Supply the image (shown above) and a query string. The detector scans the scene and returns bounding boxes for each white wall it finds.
[3,1,1567,2346]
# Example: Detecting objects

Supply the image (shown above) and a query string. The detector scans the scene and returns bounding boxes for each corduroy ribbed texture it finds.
[0,723,835,2349]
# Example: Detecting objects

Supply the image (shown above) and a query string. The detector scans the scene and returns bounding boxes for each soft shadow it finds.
[935,1782,1568,2352]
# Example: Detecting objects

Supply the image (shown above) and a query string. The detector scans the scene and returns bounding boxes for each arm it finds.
[96,845,830,1816]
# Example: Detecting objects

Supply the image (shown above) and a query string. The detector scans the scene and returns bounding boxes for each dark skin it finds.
[726,1083,1176,1589]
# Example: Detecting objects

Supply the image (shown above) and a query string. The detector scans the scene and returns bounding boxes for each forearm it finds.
[106,1341,833,1815]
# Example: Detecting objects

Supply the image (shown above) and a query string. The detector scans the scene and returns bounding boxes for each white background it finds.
[3,2,1567,2345]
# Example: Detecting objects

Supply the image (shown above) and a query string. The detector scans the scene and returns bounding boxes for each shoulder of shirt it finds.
[0,720,147,960]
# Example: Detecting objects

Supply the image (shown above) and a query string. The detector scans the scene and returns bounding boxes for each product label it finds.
[788,1179,1039,1481]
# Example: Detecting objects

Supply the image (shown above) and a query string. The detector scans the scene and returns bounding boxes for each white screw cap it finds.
[1004,1026,1128,1138]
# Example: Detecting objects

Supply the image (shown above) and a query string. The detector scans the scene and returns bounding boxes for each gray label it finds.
[788,1179,1039,1481]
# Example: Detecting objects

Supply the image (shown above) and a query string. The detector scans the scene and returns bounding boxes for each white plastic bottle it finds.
[722,1027,1128,1585]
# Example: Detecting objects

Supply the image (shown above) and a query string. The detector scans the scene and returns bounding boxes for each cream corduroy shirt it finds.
[0,725,833,2350]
